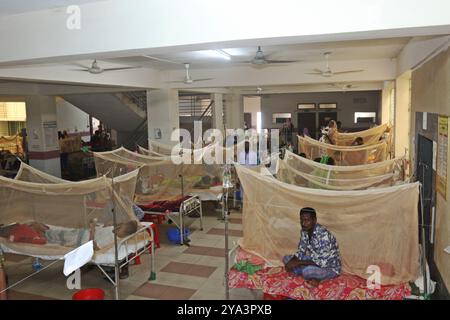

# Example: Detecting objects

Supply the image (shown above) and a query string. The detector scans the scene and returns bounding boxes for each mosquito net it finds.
[138,145,169,157]
[93,147,224,203]
[147,139,177,156]
[0,134,23,156]
[334,123,391,146]
[277,150,406,190]
[15,162,68,183]
[235,163,419,285]
[14,162,138,213]
[145,139,249,162]
[298,135,388,165]
[0,167,139,257]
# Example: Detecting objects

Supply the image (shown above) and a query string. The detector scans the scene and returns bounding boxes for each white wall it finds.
[381,81,395,125]
[397,35,450,76]
[1,0,450,64]
[394,72,412,158]
[147,88,179,145]
[225,92,244,129]
[56,97,90,140]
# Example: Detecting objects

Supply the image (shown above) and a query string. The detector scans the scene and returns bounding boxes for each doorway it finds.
[416,134,434,263]
[244,113,252,130]
[297,112,316,139]
[318,112,338,130]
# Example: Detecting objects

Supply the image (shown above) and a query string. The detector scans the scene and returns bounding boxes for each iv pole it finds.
[223,171,231,300]
[419,162,429,298]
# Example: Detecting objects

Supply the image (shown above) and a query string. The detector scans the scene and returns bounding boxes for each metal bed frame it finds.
[94,223,156,299]
[141,195,203,246]
[0,223,156,300]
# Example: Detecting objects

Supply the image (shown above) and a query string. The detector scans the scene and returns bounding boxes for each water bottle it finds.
[223,165,233,189]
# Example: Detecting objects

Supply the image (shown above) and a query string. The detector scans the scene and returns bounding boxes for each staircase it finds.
[179,93,213,141]
[62,91,147,149]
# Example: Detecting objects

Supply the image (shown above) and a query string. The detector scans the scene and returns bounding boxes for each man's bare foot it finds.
[307,279,320,287]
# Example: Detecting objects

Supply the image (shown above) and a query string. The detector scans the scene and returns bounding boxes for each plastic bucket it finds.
[72,288,105,300]
[167,227,190,244]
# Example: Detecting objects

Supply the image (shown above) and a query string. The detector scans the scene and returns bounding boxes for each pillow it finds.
[94,226,114,249]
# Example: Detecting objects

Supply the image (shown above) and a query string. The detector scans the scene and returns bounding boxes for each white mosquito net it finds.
[334,123,392,146]
[277,150,406,190]
[0,166,139,257]
[14,162,68,183]
[0,134,24,156]
[93,147,224,203]
[235,163,419,285]
[298,135,388,165]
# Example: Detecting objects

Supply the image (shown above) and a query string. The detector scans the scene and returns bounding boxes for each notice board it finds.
[437,115,448,199]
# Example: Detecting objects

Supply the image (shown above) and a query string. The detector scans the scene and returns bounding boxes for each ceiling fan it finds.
[167,63,213,84]
[306,52,363,77]
[71,60,139,74]
[242,46,301,66]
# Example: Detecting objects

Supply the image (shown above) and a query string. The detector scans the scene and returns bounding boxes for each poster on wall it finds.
[436,115,448,199]
[43,121,58,149]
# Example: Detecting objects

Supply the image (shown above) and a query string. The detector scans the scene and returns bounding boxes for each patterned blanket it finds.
[228,248,411,300]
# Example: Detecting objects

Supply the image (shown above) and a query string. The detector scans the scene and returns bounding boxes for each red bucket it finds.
[72,288,105,300]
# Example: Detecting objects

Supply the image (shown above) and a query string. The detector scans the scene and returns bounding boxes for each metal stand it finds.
[179,174,189,246]
[111,171,120,300]
[223,188,230,300]
[419,162,429,298]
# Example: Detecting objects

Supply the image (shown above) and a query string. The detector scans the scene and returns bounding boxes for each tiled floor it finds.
[1,207,261,300]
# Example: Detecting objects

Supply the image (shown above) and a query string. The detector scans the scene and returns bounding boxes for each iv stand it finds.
[419,162,429,298]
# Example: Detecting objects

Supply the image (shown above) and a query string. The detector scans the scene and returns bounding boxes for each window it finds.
[354,112,376,124]
[272,113,291,124]
[297,103,315,110]
[319,103,337,109]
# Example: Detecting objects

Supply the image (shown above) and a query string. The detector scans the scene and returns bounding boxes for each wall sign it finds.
[436,115,448,199]
[43,121,58,149]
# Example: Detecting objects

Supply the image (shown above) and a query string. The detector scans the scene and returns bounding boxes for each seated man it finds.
[283,207,341,287]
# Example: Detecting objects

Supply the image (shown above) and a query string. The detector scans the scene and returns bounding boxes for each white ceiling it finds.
[108,37,413,70]
[0,0,104,17]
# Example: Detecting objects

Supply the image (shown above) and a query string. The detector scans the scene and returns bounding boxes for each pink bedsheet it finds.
[229,248,411,300]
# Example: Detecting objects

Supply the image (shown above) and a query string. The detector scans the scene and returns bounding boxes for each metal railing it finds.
[121,91,147,112]
[123,117,148,149]
[179,95,212,118]
[198,100,214,121]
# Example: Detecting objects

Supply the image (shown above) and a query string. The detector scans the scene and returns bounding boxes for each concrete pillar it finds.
[224,92,244,130]
[381,81,394,126]
[211,93,224,134]
[395,72,412,159]
[147,88,179,146]
[25,95,61,177]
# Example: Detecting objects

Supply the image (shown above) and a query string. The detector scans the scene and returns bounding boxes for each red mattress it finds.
[138,196,190,213]
[228,248,411,300]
